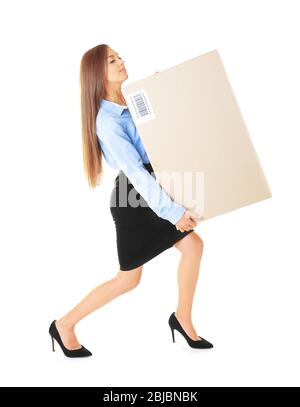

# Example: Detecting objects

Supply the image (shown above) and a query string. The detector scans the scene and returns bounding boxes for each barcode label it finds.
[126,89,156,124]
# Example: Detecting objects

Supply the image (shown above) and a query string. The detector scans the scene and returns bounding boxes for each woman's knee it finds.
[115,265,143,290]
[174,231,203,255]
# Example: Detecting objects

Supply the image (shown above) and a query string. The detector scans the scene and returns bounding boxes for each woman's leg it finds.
[55,266,143,349]
[173,232,204,340]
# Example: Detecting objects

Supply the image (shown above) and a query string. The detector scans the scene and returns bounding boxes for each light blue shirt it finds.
[96,98,186,225]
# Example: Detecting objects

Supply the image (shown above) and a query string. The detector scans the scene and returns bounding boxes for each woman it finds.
[49,44,213,357]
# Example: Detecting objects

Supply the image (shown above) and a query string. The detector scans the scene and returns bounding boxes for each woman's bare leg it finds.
[173,232,204,340]
[55,267,143,349]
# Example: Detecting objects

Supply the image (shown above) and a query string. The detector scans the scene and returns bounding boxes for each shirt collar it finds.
[100,98,129,116]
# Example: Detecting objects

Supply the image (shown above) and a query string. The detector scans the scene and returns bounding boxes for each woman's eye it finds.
[110,56,122,63]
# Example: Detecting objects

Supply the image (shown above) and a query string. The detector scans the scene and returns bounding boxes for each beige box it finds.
[122,50,272,221]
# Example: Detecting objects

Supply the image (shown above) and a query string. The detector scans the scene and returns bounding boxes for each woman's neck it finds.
[104,92,127,106]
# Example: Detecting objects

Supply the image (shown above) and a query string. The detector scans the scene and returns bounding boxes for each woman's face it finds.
[106,47,128,83]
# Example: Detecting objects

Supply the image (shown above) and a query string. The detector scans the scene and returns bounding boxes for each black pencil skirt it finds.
[109,162,194,271]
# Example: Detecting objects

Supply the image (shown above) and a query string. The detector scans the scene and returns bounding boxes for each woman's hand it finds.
[175,209,202,232]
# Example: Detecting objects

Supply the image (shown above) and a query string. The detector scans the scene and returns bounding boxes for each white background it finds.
[0,0,299,387]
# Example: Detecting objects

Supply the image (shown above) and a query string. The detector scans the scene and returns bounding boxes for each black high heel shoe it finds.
[168,312,213,349]
[49,320,92,358]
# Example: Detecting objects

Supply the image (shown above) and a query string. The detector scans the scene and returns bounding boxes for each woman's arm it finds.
[97,116,185,225]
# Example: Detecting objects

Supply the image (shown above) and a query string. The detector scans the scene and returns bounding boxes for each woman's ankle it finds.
[175,310,192,323]
[56,317,76,330]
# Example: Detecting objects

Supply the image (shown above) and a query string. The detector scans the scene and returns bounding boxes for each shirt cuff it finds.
[167,205,186,225]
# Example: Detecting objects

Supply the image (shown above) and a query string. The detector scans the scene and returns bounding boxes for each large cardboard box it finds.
[122,50,272,221]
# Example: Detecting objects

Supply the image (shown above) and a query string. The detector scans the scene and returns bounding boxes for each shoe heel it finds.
[51,335,55,352]
[170,326,175,343]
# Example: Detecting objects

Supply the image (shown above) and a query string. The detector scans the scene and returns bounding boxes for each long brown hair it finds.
[79,44,109,188]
